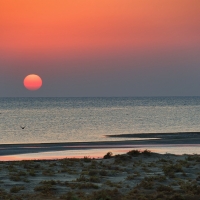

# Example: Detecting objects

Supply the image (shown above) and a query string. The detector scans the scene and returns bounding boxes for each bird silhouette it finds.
[20,126,26,129]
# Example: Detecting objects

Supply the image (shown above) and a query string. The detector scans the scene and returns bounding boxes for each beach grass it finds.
[0,150,200,199]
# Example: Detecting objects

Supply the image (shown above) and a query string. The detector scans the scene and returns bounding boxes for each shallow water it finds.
[1,97,200,144]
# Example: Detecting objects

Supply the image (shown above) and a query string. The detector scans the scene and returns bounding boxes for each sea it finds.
[1,97,200,157]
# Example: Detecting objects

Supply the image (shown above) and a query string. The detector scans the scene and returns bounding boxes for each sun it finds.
[24,74,42,91]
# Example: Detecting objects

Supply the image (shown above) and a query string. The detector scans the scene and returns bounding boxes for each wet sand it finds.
[0,132,200,157]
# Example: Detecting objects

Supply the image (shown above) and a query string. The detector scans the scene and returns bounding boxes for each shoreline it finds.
[1,132,200,157]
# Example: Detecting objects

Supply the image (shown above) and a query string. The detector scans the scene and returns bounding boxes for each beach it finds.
[0,149,200,200]
[1,132,200,158]
[0,133,200,199]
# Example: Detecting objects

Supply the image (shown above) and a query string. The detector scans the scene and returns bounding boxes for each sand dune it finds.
[0,150,200,199]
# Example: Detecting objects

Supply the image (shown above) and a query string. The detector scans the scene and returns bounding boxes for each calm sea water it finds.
[1,97,200,144]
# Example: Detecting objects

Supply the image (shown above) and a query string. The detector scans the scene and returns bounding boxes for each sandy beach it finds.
[0,133,200,199]
[0,150,200,200]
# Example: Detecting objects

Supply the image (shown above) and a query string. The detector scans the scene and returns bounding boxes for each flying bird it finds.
[20,126,26,129]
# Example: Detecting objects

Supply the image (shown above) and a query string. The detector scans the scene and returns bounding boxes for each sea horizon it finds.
[1,96,200,146]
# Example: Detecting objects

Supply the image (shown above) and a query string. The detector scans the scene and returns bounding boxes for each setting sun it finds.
[23,74,42,91]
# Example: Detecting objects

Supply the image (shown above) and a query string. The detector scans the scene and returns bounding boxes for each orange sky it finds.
[0,0,200,97]
[1,0,200,56]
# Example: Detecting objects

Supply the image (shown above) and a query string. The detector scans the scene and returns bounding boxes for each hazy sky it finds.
[0,0,200,97]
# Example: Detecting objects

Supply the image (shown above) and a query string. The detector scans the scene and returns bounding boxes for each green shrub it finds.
[59,191,80,200]
[10,186,24,193]
[42,169,54,176]
[66,182,98,189]
[83,156,92,163]
[157,185,173,192]
[89,176,101,183]
[78,182,98,189]
[137,180,154,189]
[114,154,131,163]
[103,152,113,159]
[142,149,151,156]
[162,163,183,177]
[88,169,98,176]
[40,180,57,185]
[99,170,108,176]
[18,171,27,176]
[86,188,122,200]
[9,174,21,181]
[76,175,88,182]
[34,184,55,194]
[127,150,140,156]
[28,169,36,176]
